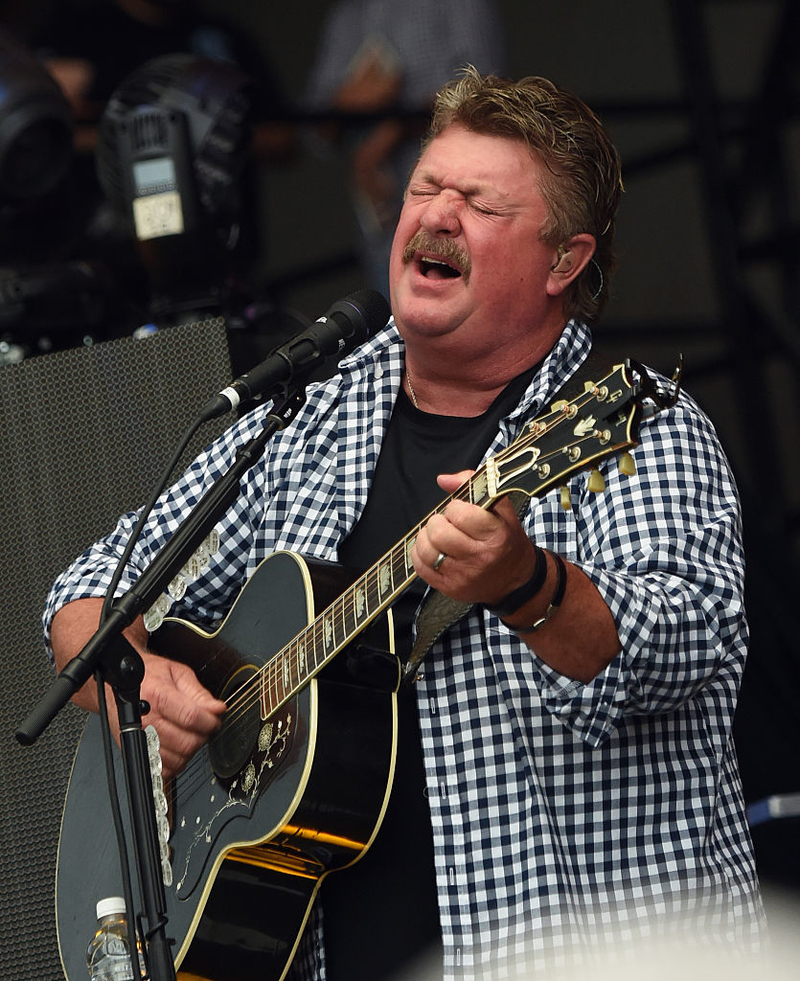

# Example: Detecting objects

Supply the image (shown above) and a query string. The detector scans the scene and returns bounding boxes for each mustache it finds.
[401,230,472,279]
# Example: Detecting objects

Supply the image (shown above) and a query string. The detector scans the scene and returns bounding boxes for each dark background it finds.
[2,0,799,911]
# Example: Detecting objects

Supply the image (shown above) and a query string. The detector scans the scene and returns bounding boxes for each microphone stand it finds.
[16,387,307,981]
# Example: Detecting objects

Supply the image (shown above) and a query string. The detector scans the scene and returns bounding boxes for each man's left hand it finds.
[411,470,538,606]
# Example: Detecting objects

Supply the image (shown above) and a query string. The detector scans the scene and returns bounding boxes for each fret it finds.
[328,600,340,655]
[362,568,375,617]
[377,558,392,599]
[261,659,277,719]
[340,590,357,643]
[403,534,416,577]
[270,659,280,716]
[259,666,269,719]
[354,579,367,620]
[390,544,407,590]
[469,470,488,506]
[297,636,308,679]
[322,610,334,653]
[282,651,291,697]
[273,656,285,711]
[368,566,382,616]
[304,624,317,678]
[335,594,347,647]
[284,643,297,696]
[310,621,320,669]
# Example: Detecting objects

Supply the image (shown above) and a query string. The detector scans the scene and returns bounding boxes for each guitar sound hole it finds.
[208,663,262,780]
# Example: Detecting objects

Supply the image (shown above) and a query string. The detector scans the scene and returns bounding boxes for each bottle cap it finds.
[96,896,126,920]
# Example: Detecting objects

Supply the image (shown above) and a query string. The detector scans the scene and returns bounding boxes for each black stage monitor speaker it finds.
[0,319,233,981]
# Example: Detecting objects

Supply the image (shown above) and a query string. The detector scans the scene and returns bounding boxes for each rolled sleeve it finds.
[523,389,747,743]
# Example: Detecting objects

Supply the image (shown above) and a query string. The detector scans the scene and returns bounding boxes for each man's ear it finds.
[546,233,596,296]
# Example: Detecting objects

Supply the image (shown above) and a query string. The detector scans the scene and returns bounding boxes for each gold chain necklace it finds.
[405,369,420,409]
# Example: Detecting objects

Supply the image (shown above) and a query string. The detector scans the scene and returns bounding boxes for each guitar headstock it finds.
[486,358,682,503]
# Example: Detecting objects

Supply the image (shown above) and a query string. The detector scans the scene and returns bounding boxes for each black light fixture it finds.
[95,53,255,316]
[0,27,73,202]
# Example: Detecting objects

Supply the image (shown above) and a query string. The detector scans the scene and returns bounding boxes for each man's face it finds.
[389,123,564,360]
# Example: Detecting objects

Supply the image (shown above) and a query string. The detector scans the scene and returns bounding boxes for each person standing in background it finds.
[305,0,506,298]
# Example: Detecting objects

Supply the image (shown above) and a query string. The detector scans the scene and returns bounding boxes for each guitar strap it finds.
[403,346,614,684]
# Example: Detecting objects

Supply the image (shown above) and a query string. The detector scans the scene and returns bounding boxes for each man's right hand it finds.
[136,651,227,779]
[51,598,227,779]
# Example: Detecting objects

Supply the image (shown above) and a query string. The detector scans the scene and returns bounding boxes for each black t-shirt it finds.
[323,366,537,981]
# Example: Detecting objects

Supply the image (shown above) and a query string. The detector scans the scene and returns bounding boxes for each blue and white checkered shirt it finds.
[44,319,765,978]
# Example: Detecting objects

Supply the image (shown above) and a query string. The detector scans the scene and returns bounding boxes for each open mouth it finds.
[402,231,471,281]
[417,255,462,280]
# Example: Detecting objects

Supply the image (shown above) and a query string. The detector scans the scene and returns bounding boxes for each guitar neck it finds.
[259,468,494,718]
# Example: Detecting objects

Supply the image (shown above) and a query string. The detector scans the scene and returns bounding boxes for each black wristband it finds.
[484,546,547,618]
[501,552,567,634]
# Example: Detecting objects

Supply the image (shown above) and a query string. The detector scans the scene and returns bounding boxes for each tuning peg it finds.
[583,380,595,393]
[550,398,569,414]
[619,452,636,476]
[588,469,606,493]
[560,485,572,511]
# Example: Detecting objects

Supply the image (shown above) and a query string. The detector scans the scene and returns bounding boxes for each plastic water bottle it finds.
[86,897,141,980]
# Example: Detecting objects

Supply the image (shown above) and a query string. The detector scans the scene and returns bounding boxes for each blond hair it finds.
[426,67,623,322]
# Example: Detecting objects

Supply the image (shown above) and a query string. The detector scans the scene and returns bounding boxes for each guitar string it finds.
[168,380,631,805]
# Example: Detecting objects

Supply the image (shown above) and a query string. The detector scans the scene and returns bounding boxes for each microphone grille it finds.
[336,289,391,341]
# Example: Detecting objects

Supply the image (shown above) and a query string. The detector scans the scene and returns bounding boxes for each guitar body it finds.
[56,551,399,981]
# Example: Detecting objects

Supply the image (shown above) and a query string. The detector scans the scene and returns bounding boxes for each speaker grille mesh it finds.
[0,321,232,981]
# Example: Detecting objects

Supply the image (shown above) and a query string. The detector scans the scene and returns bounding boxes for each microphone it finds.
[201,289,390,421]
